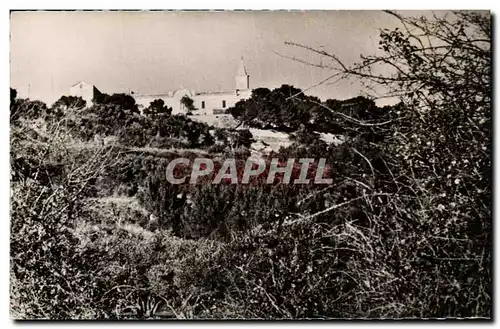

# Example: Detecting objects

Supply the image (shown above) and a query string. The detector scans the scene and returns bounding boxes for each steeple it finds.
[237,57,248,76]
[235,57,249,90]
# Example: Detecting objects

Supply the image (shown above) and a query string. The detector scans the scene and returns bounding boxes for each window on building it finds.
[222,100,226,108]
[201,101,205,109]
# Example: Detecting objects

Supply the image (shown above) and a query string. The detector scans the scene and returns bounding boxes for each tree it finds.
[285,11,490,114]
[48,96,87,120]
[94,93,140,114]
[228,85,315,131]
[143,99,172,118]
[10,98,49,122]
[281,11,491,317]
[10,88,17,103]
[52,95,86,110]
[10,115,119,318]
[180,95,197,114]
[10,88,19,121]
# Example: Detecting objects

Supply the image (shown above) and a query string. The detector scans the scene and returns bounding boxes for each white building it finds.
[69,81,102,106]
[131,58,252,115]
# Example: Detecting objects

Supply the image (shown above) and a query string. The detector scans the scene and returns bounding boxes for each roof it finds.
[70,81,94,88]
[134,89,250,98]
[195,89,238,96]
[132,92,172,97]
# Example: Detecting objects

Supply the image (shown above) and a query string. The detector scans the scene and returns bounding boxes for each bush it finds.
[10,97,49,122]
[10,122,118,319]
[94,92,140,114]
[143,99,172,117]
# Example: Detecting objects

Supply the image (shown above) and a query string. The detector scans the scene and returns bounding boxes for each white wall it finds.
[69,82,95,106]
[192,90,251,115]
[133,94,186,115]
[133,89,252,116]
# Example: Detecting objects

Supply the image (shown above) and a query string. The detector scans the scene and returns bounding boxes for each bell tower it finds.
[235,57,250,90]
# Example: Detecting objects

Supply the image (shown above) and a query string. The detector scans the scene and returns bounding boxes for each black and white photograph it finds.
[8,9,492,320]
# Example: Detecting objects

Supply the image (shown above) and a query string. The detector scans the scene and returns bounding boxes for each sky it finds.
[10,10,431,105]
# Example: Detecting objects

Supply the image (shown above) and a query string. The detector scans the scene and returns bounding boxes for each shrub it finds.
[143,99,172,117]
[10,122,118,319]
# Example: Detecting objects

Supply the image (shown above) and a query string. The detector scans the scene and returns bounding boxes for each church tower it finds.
[235,57,250,90]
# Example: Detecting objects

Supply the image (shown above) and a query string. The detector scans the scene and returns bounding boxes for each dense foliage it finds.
[143,99,172,117]
[180,95,198,115]
[229,85,319,132]
[93,92,140,114]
